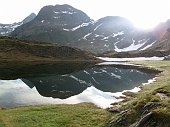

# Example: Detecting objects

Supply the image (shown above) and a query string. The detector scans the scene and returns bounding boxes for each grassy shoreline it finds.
[0,61,170,127]
[108,61,170,127]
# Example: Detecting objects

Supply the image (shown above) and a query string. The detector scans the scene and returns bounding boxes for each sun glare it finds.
[129,18,161,30]
[0,0,170,29]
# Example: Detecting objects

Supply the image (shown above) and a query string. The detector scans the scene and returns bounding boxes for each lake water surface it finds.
[0,62,157,108]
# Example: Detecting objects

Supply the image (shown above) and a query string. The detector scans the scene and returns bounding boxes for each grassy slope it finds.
[0,36,96,62]
[109,61,170,127]
[0,103,111,127]
[0,61,170,127]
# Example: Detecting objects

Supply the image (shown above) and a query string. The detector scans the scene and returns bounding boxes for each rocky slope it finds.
[0,13,36,36]
[11,4,159,53]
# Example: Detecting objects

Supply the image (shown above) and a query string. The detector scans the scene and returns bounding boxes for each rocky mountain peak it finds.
[0,13,36,36]
[22,13,36,24]
[35,4,92,28]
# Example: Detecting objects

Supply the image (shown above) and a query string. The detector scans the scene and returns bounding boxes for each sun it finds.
[129,17,161,30]
[118,0,170,30]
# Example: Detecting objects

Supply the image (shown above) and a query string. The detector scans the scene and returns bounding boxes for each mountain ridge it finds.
[8,4,170,54]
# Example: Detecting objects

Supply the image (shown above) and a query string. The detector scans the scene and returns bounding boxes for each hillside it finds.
[0,36,97,61]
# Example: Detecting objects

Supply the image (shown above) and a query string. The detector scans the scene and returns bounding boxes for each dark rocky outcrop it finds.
[109,102,162,127]
[131,112,153,127]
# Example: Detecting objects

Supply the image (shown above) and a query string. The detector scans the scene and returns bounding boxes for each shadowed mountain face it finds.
[11,4,160,53]
[11,4,93,45]
[0,13,36,36]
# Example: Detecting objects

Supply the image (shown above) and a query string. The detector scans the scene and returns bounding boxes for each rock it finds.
[109,110,128,127]
[107,105,122,112]
[142,102,161,115]
[122,91,136,97]
[134,112,153,127]
[113,95,126,99]
[156,93,169,100]
[164,55,170,60]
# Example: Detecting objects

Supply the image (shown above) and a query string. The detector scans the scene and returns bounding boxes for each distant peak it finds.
[55,4,73,7]
[22,13,36,24]
[29,13,36,17]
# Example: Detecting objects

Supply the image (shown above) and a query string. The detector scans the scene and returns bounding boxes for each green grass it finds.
[0,103,111,127]
[119,61,170,126]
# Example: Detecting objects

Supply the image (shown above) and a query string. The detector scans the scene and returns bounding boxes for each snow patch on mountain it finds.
[101,31,124,41]
[94,23,103,31]
[113,31,124,37]
[114,38,152,52]
[63,28,70,31]
[63,22,91,31]
[41,20,45,23]
[115,42,144,52]
[102,36,109,40]
[95,34,100,37]
[83,33,92,39]
[104,44,109,48]
[54,11,59,14]
[54,11,78,15]
[140,40,157,51]
[0,22,23,35]
[12,23,22,30]
[71,22,91,31]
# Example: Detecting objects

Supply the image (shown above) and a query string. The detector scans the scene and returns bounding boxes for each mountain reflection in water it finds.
[21,64,155,99]
[0,62,157,108]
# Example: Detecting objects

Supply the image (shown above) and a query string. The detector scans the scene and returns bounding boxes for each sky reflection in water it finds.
[0,63,156,108]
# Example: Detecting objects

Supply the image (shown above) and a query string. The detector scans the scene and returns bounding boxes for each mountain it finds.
[0,36,97,61]
[10,4,167,53]
[76,16,157,52]
[11,4,93,44]
[0,13,36,36]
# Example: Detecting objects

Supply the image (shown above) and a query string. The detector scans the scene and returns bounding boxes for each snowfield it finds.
[97,56,164,62]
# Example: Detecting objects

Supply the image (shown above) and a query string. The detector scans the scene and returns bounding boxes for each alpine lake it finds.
[0,61,158,108]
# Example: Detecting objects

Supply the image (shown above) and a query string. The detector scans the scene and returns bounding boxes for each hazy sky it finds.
[1,0,170,29]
